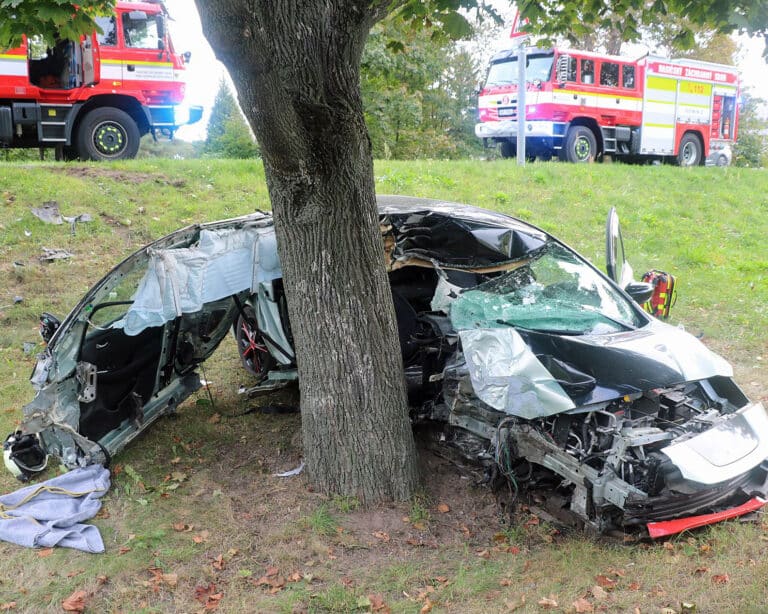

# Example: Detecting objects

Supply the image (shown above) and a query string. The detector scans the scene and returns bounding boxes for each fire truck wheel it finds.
[677,133,702,167]
[500,140,516,158]
[77,108,140,161]
[563,126,597,163]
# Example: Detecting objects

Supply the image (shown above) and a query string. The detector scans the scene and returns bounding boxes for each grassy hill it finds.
[0,159,766,613]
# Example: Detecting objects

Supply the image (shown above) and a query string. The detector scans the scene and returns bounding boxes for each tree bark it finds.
[194,0,419,503]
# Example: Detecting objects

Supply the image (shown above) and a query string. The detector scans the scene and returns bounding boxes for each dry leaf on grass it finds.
[572,597,594,612]
[193,530,210,544]
[372,531,390,542]
[436,503,450,513]
[590,585,608,600]
[504,595,526,611]
[712,573,730,584]
[595,574,617,589]
[61,590,87,613]
[212,554,226,571]
[419,597,434,613]
[208,413,221,424]
[0,603,16,611]
[537,595,558,608]
[368,593,390,612]
[194,583,223,610]
[37,548,53,558]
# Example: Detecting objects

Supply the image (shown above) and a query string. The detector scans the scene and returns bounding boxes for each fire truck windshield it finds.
[485,54,554,87]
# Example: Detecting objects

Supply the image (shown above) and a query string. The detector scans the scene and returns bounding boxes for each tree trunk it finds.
[194,0,419,503]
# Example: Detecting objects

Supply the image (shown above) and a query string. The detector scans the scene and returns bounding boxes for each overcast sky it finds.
[165,1,768,142]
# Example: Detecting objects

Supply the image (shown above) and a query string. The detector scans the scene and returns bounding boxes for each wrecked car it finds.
[5,196,768,538]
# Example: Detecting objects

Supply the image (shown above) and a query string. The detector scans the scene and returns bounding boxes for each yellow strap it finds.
[0,484,106,520]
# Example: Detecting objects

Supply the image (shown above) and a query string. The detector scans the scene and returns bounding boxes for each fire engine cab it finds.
[0,0,202,160]
[475,47,739,165]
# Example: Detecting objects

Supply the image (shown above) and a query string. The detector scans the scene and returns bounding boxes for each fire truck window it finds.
[581,59,594,84]
[622,65,635,88]
[566,57,577,81]
[123,14,161,49]
[95,16,117,47]
[600,62,619,87]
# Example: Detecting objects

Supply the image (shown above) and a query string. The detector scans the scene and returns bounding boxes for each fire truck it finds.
[0,0,202,160]
[475,46,740,165]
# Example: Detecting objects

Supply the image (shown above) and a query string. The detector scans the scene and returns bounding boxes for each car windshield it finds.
[450,243,643,334]
[485,54,554,87]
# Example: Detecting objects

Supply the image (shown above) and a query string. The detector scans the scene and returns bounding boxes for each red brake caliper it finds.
[241,322,267,369]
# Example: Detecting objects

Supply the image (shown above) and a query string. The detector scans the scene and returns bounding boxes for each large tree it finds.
[4,0,766,505]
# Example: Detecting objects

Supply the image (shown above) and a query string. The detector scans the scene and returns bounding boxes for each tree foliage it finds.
[734,93,768,167]
[0,0,114,50]
[361,18,481,159]
[204,80,259,159]
[517,0,768,55]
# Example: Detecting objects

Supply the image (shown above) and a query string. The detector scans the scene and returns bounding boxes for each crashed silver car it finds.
[5,196,768,538]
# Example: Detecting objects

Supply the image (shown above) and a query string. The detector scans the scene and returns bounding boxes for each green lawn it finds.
[0,159,766,613]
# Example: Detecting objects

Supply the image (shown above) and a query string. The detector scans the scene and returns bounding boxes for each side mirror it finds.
[183,51,192,64]
[128,10,148,20]
[39,312,61,343]
[624,281,654,305]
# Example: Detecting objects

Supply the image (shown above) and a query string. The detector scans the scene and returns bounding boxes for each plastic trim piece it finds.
[646,496,766,539]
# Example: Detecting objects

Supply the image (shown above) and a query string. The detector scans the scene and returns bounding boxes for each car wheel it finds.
[235,305,275,381]
[500,140,516,158]
[77,107,140,161]
[563,126,597,163]
[677,133,702,167]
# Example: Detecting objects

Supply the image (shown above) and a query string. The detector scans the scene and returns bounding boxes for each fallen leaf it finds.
[37,548,54,558]
[505,545,521,555]
[170,456,181,464]
[433,576,449,585]
[420,597,433,613]
[627,581,641,591]
[476,549,490,559]
[373,531,390,542]
[172,522,193,532]
[694,566,710,575]
[572,597,594,612]
[288,571,303,582]
[500,578,513,587]
[681,603,697,611]
[208,413,221,424]
[412,521,426,530]
[61,590,87,613]
[118,546,132,555]
[368,593,389,612]
[663,541,675,551]
[212,554,226,570]
[524,515,540,528]
[537,595,558,609]
[171,471,188,482]
[595,574,617,589]
[265,566,279,577]
[66,569,85,578]
[712,573,730,584]
[96,575,108,586]
[193,530,210,544]
[699,543,712,553]
[0,603,17,611]
[504,595,526,611]
[606,567,626,577]
[163,573,178,588]
[436,503,450,513]
[341,576,355,588]
[590,585,607,600]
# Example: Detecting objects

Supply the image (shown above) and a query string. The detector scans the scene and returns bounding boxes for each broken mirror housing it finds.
[5,196,768,538]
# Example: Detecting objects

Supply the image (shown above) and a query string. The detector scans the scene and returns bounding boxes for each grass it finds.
[0,158,767,612]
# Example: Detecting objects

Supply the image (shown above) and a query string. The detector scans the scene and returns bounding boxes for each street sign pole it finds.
[516,40,527,166]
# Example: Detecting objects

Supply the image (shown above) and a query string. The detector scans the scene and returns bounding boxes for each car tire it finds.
[77,107,140,161]
[235,305,275,381]
[677,133,702,167]
[563,126,597,163]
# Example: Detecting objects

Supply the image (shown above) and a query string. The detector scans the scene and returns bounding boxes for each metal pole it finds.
[516,41,527,166]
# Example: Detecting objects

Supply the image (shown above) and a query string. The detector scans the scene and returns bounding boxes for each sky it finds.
[164,1,768,142]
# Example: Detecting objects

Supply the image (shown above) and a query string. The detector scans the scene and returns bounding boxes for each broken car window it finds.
[450,243,642,334]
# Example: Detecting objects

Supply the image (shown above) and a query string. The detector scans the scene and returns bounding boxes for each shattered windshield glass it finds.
[450,243,642,334]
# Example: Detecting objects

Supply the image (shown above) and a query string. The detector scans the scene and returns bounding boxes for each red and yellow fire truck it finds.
[475,46,739,165]
[0,0,202,160]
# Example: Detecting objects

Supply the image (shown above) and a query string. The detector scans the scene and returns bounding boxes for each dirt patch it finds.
[47,165,187,188]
